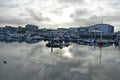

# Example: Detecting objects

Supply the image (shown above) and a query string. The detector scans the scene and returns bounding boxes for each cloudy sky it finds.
[0,0,120,30]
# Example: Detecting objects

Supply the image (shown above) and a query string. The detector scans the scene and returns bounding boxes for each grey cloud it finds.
[0,4,17,8]
[0,17,26,26]
[109,2,120,6]
[71,13,120,27]
[58,0,85,4]
[51,9,63,15]
[107,0,120,5]
[0,12,42,27]
[0,0,18,8]
[0,0,34,8]
[26,8,50,22]
[51,5,69,15]
[100,15,120,23]
[51,0,85,16]
[109,4,120,10]
[70,8,90,18]
[70,8,96,26]
[21,0,34,5]
[0,0,120,28]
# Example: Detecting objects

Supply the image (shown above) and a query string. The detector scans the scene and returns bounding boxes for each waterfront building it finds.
[57,28,68,36]
[68,27,79,38]
[116,31,120,41]
[68,27,78,33]
[78,27,89,35]
[25,24,38,31]
[88,24,114,34]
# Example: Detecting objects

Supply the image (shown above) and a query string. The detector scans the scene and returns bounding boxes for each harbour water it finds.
[0,41,120,80]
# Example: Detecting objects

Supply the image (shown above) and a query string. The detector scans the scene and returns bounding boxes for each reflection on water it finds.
[0,41,120,80]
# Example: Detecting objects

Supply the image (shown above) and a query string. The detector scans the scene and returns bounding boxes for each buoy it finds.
[98,40,104,48]
[3,61,7,64]
[59,46,63,49]
[114,39,119,47]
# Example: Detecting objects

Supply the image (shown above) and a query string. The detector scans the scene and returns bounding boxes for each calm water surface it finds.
[0,41,120,80]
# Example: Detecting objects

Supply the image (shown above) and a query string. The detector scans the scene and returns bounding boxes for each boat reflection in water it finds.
[46,37,70,52]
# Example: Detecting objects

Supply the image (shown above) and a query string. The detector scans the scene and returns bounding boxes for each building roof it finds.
[90,23,114,27]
